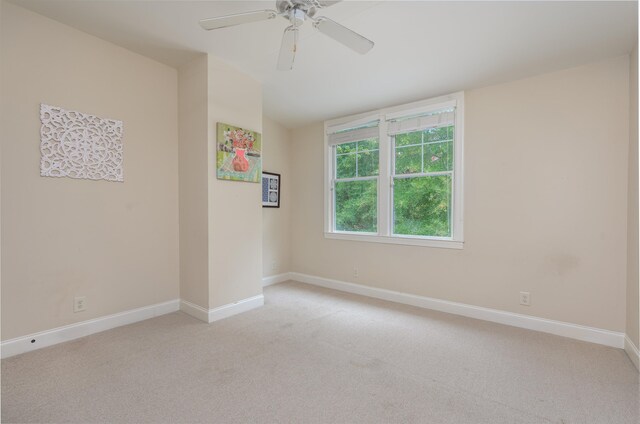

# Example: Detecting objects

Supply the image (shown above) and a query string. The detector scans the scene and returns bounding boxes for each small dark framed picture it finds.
[262,172,280,208]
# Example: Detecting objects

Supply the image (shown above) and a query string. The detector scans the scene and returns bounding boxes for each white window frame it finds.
[324,92,464,249]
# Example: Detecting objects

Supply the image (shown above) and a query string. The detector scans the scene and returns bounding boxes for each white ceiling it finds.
[8,0,638,128]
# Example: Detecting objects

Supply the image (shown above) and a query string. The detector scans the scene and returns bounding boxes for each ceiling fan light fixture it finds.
[288,8,306,26]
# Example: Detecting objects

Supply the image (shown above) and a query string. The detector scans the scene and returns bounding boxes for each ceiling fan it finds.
[199,0,374,71]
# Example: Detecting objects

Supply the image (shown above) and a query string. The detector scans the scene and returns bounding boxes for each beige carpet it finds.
[2,281,638,423]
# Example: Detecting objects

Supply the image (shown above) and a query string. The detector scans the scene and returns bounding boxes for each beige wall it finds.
[291,56,630,332]
[1,2,179,340]
[262,117,292,277]
[627,43,639,349]
[178,55,210,308]
[207,55,263,309]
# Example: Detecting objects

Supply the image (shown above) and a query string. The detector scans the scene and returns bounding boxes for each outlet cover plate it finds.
[74,296,86,312]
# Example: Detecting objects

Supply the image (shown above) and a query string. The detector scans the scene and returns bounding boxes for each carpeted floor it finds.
[2,280,639,423]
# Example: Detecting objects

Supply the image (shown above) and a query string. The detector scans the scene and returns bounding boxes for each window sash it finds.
[391,175,454,239]
[334,140,380,179]
[393,171,453,179]
[331,144,379,233]
[334,176,378,183]
[390,132,455,239]
[396,139,453,149]
[332,180,378,234]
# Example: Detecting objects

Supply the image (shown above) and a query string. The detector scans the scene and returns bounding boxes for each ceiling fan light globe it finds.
[289,8,306,26]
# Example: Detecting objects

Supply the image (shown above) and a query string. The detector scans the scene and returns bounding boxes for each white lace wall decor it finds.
[40,104,124,182]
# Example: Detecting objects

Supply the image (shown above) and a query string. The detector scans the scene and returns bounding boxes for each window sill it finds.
[324,232,464,249]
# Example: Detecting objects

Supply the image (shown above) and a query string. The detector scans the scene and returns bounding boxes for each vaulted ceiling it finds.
[9,0,638,128]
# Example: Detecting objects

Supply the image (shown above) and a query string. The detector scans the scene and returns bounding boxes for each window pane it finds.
[395,145,422,174]
[423,140,453,172]
[393,175,451,237]
[395,131,422,147]
[424,126,453,142]
[336,153,356,179]
[357,138,379,151]
[336,141,356,154]
[335,180,377,232]
[357,150,379,177]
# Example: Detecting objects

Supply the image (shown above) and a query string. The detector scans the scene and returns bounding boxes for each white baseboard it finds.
[179,299,209,322]
[3,275,627,360]
[262,272,292,287]
[1,293,266,359]
[624,335,640,371]
[208,294,264,322]
[1,299,180,359]
[180,294,264,323]
[289,272,626,349]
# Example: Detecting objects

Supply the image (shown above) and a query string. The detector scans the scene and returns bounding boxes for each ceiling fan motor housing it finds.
[276,0,318,19]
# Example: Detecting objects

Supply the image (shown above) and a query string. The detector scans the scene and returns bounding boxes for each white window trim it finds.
[324,92,464,249]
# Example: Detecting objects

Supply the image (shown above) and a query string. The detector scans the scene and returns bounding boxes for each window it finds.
[324,93,464,249]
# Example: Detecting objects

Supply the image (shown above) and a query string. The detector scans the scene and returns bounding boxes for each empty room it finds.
[1,0,639,423]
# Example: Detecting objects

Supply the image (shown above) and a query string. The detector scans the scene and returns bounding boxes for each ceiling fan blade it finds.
[199,10,277,31]
[277,26,299,71]
[313,17,374,54]
[315,0,343,8]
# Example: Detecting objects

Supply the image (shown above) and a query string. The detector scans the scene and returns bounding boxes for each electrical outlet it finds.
[353,266,359,278]
[74,296,86,313]
[271,260,278,271]
[519,291,531,306]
